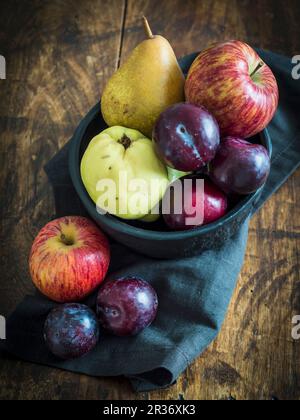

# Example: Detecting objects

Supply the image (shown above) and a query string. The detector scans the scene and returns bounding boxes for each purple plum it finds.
[44,303,99,359]
[153,103,220,172]
[209,136,270,195]
[96,277,158,336]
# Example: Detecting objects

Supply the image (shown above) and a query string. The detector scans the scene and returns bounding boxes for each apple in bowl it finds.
[29,216,110,302]
[163,177,228,230]
[185,40,279,138]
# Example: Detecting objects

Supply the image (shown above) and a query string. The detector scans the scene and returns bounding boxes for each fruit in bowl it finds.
[68,26,274,257]
[101,17,185,138]
[97,276,158,336]
[185,40,279,138]
[29,216,110,302]
[44,303,99,359]
[208,137,271,195]
[163,177,228,230]
[80,126,169,220]
[153,103,220,172]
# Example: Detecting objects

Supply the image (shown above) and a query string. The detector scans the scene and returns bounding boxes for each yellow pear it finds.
[101,17,185,138]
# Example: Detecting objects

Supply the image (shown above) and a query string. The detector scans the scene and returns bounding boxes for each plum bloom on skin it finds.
[209,137,271,195]
[97,277,158,336]
[44,304,99,360]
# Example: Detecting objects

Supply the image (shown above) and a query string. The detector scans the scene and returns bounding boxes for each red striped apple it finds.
[185,41,279,138]
[29,216,110,303]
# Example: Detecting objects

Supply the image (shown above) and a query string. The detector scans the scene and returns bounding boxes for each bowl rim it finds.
[69,102,272,241]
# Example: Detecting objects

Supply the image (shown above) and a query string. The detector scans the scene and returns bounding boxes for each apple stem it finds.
[60,233,74,246]
[142,16,154,39]
[250,61,264,78]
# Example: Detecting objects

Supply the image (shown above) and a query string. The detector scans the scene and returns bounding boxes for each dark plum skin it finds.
[163,178,228,230]
[96,277,158,336]
[44,303,99,359]
[209,136,270,195]
[153,103,220,172]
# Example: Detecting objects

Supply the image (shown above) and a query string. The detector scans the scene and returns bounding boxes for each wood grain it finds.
[0,0,299,400]
[0,0,125,314]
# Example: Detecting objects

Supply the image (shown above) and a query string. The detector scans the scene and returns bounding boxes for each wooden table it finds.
[0,0,299,400]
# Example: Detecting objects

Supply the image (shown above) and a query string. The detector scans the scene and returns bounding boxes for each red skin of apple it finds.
[29,216,110,303]
[163,178,228,230]
[185,40,279,138]
[153,103,220,172]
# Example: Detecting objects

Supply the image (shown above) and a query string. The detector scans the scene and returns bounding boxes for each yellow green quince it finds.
[80,126,169,220]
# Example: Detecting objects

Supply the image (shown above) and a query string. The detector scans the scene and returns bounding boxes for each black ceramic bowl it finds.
[69,54,272,259]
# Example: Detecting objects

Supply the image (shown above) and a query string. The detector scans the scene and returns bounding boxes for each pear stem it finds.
[142,16,154,39]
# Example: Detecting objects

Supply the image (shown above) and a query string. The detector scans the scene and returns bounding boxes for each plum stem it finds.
[250,61,264,78]
[142,16,154,39]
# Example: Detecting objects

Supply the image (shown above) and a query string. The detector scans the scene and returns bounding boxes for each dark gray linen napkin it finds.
[1,50,299,392]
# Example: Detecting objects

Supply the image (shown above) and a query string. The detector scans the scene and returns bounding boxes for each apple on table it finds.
[29,216,110,303]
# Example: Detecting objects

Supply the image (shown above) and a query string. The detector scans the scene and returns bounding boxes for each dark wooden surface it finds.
[0,0,299,400]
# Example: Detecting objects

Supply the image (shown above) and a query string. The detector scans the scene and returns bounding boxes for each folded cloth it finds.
[1,49,299,392]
